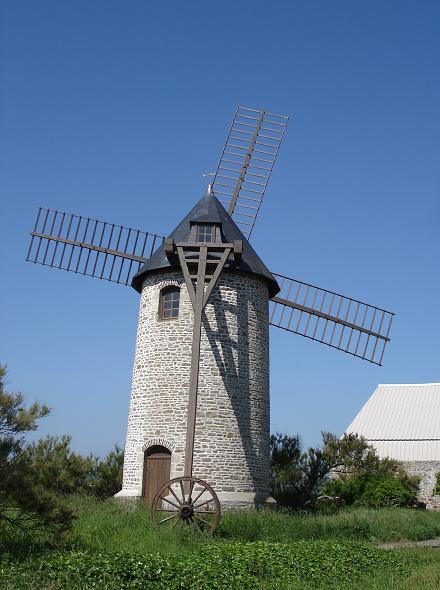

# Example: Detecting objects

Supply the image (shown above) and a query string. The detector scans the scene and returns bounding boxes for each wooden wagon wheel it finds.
[151,476,221,534]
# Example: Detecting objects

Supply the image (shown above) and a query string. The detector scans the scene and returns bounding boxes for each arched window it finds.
[159,286,180,320]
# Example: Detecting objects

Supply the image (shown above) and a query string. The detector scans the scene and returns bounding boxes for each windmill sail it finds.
[26,207,163,286]
[270,273,394,365]
[212,106,288,239]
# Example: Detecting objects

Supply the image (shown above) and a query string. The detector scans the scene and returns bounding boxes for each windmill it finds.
[26,106,394,533]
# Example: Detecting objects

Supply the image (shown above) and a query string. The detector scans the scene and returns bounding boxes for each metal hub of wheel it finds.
[151,476,221,534]
[179,503,194,520]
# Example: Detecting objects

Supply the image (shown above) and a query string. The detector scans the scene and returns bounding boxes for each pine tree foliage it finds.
[0,366,72,535]
[25,435,95,495]
[91,445,124,499]
[25,436,124,499]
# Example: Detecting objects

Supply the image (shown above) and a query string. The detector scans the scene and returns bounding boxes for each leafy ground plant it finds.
[0,540,407,590]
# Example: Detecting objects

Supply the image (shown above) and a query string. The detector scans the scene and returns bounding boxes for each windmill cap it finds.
[131,191,280,297]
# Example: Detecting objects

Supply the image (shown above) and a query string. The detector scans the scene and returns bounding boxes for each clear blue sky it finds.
[1,1,439,457]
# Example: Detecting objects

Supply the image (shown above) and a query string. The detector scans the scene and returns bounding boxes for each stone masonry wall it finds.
[119,268,271,507]
[403,461,440,510]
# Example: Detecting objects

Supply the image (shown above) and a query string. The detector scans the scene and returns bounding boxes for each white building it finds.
[346,383,440,509]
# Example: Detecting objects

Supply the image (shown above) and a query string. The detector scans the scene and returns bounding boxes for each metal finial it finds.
[202,172,215,196]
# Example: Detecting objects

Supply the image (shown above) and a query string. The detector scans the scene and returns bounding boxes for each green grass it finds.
[1,496,440,589]
[63,495,440,554]
[221,505,440,543]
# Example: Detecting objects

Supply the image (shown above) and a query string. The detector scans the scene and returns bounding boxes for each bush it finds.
[323,473,418,508]
[269,432,355,509]
[25,435,95,496]
[26,436,123,499]
[0,541,407,590]
[360,476,418,507]
[322,473,368,505]
[270,431,411,510]
[90,445,124,499]
[434,473,440,495]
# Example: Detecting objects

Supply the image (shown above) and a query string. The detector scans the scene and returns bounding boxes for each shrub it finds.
[270,433,312,509]
[89,445,124,499]
[434,473,440,495]
[25,435,95,496]
[322,473,369,505]
[270,431,406,510]
[359,476,418,508]
[323,473,418,508]
[26,436,123,499]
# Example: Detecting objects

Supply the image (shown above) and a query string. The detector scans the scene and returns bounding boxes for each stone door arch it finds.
[143,445,171,505]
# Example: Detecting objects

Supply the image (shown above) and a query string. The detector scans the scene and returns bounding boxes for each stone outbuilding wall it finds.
[403,461,440,510]
[116,268,272,508]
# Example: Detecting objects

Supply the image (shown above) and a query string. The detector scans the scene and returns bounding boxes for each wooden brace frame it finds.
[166,239,242,479]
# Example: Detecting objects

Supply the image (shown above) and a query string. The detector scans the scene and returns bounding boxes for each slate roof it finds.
[345,383,440,461]
[131,192,279,297]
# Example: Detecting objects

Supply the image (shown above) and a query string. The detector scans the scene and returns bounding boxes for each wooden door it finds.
[143,446,171,505]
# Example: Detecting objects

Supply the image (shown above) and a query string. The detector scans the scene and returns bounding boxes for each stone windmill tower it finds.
[118,190,279,510]
[26,106,394,531]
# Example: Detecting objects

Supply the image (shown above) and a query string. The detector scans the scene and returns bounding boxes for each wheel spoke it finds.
[189,517,203,533]
[156,508,179,513]
[194,514,212,528]
[170,516,181,529]
[159,514,178,524]
[193,497,213,510]
[168,485,183,506]
[193,509,216,514]
[159,496,180,510]
[192,486,207,505]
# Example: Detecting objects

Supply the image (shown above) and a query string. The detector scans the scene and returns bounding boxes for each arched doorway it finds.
[143,445,171,505]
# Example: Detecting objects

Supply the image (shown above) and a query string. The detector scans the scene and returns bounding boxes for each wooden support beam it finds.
[227,110,265,215]
[183,245,207,479]
[271,296,390,342]
[30,232,149,263]
[176,242,235,481]
[176,241,235,250]
[202,248,231,309]
[177,246,196,308]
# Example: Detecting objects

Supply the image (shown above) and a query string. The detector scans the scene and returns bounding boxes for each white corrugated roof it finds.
[346,383,440,461]
[369,440,440,462]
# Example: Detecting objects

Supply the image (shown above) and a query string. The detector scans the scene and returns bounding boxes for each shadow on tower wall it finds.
[200,276,270,498]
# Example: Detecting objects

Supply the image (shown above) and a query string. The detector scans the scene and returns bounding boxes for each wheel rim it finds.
[151,476,221,534]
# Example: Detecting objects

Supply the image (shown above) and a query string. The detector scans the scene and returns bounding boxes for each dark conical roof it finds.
[131,192,279,297]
